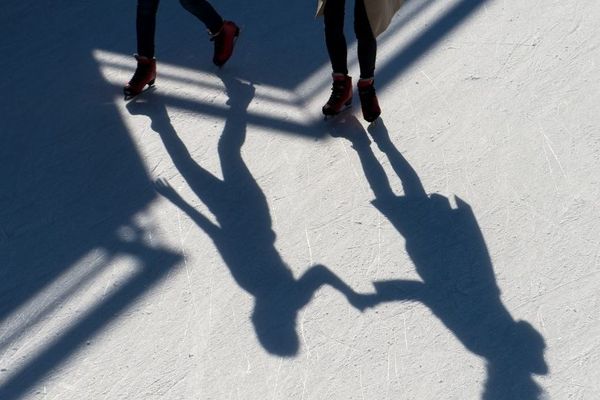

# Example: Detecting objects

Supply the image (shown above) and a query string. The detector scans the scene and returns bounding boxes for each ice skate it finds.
[322,73,353,117]
[123,54,156,100]
[357,78,381,123]
[211,20,240,67]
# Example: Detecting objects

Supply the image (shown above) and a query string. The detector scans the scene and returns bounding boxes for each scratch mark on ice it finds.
[420,70,451,109]
[360,368,366,400]
[102,280,111,298]
[386,350,392,398]
[540,133,559,192]
[301,373,308,400]
[176,206,200,320]
[542,132,567,178]
[537,306,547,336]
[208,275,214,331]
[403,314,409,351]
[339,140,369,196]
[300,309,312,359]
[271,359,283,400]
[376,213,382,281]
[246,353,252,373]
[304,226,314,265]
[442,149,450,195]
[270,194,279,232]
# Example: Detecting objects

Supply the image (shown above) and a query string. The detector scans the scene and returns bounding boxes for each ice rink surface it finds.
[1,0,599,399]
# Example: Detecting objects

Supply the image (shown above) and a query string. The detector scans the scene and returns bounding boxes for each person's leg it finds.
[322,0,353,115]
[354,0,380,121]
[179,0,239,67]
[354,0,376,79]
[179,0,223,34]
[125,0,159,98]
[324,0,348,75]
[136,0,160,58]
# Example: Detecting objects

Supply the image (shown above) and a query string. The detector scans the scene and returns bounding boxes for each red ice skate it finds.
[357,78,381,123]
[211,21,240,67]
[322,73,353,116]
[123,54,156,99]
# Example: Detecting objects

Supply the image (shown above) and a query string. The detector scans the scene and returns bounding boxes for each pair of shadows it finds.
[127,76,547,399]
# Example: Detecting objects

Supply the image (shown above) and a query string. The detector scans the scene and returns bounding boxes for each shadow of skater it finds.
[126,75,369,356]
[328,116,548,400]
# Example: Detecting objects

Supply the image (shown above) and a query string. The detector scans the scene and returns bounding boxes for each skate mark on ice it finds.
[542,131,567,178]
[304,226,314,265]
[420,69,451,109]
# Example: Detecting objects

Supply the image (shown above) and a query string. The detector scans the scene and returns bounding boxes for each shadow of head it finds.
[251,298,299,357]
[507,320,548,375]
[482,320,548,399]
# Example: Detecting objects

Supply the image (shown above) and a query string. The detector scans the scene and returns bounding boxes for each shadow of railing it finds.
[376,0,488,90]
[0,233,181,399]
[326,115,548,399]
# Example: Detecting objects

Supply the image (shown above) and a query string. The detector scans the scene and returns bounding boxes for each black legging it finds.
[136,0,224,58]
[324,0,377,79]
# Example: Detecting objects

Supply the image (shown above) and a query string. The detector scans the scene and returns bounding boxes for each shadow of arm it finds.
[154,179,220,238]
[372,279,426,302]
[297,264,380,311]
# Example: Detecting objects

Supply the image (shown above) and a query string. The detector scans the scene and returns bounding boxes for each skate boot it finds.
[124,54,156,99]
[357,78,381,122]
[211,21,240,67]
[322,73,353,116]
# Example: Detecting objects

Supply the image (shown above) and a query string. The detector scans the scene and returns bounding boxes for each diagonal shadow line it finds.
[97,62,298,108]
[0,253,116,354]
[0,237,181,400]
[376,0,489,89]
[118,86,325,139]
[326,115,548,400]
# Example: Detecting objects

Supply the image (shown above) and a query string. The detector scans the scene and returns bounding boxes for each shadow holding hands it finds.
[328,116,548,400]
[127,75,370,356]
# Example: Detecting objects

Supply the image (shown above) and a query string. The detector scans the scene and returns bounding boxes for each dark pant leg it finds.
[354,0,376,78]
[324,0,348,75]
[179,0,224,35]
[136,0,160,58]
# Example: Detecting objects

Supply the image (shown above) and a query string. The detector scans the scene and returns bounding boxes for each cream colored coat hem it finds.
[316,0,404,38]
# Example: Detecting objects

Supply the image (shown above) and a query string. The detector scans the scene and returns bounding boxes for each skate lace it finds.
[358,84,375,97]
[329,81,347,102]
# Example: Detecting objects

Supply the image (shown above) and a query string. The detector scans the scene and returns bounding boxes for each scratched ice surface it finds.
[1,0,599,399]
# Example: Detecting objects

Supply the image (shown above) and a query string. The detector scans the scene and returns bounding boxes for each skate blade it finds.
[323,103,353,120]
[365,115,381,125]
[124,84,156,101]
